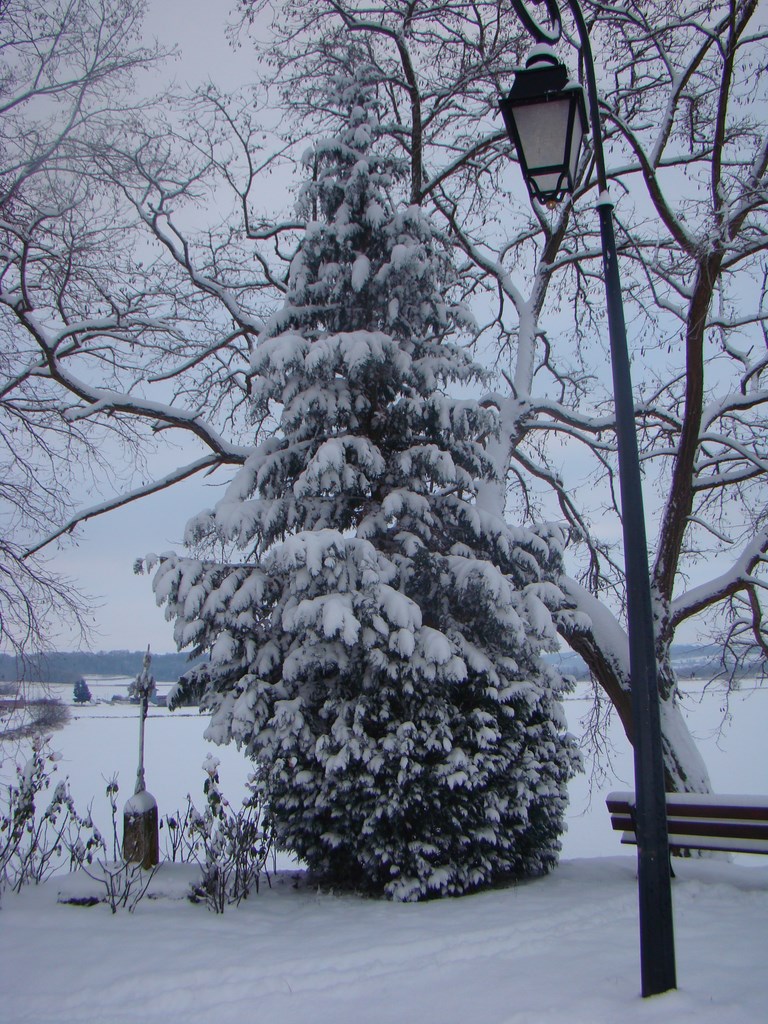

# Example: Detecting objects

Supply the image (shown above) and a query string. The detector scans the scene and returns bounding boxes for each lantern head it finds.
[500,47,588,205]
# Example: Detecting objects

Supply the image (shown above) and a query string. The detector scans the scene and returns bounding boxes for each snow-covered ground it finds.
[1,680,766,1023]
[2,855,766,1024]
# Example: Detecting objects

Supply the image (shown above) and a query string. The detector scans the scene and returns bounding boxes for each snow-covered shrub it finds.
[150,69,580,899]
[78,776,157,913]
[161,802,200,863]
[185,756,274,913]
[2,693,70,741]
[0,738,103,899]
[0,750,157,912]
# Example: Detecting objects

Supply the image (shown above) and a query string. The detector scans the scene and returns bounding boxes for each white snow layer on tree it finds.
[151,70,580,899]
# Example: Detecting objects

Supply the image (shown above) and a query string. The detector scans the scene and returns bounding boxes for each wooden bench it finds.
[606,791,768,856]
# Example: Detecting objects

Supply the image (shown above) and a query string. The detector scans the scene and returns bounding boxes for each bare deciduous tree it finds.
[1,0,184,657]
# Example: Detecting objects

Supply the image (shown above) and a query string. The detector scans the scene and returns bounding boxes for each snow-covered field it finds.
[1,680,766,1023]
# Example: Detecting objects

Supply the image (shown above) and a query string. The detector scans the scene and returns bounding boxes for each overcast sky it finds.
[144,0,256,92]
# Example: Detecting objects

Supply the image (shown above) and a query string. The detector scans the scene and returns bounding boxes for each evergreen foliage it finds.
[73,678,92,704]
[151,70,580,900]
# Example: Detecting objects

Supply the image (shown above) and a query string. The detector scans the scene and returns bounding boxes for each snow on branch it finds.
[670,526,768,626]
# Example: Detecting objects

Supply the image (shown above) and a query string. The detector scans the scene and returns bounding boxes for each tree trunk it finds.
[558,577,712,793]
[658,690,712,794]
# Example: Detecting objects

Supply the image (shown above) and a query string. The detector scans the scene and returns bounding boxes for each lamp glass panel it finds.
[511,97,573,175]
[530,169,563,196]
[568,112,585,182]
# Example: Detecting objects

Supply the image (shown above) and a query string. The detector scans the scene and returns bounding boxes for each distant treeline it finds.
[0,650,203,683]
[0,644,756,686]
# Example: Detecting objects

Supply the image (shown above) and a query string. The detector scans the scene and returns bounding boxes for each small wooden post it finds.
[123,647,159,868]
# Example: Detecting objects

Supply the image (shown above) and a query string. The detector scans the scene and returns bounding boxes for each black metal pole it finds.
[595,197,677,997]
[509,0,677,996]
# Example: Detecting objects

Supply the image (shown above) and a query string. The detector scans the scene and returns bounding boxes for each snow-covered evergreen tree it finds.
[151,70,579,900]
[73,678,92,704]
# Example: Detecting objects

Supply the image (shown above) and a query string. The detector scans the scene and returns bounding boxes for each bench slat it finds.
[667,818,768,842]
[619,831,768,856]
[664,803,768,821]
[608,790,768,809]
[611,813,768,842]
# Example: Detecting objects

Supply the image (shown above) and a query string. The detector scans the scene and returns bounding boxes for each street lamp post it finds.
[502,0,677,998]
